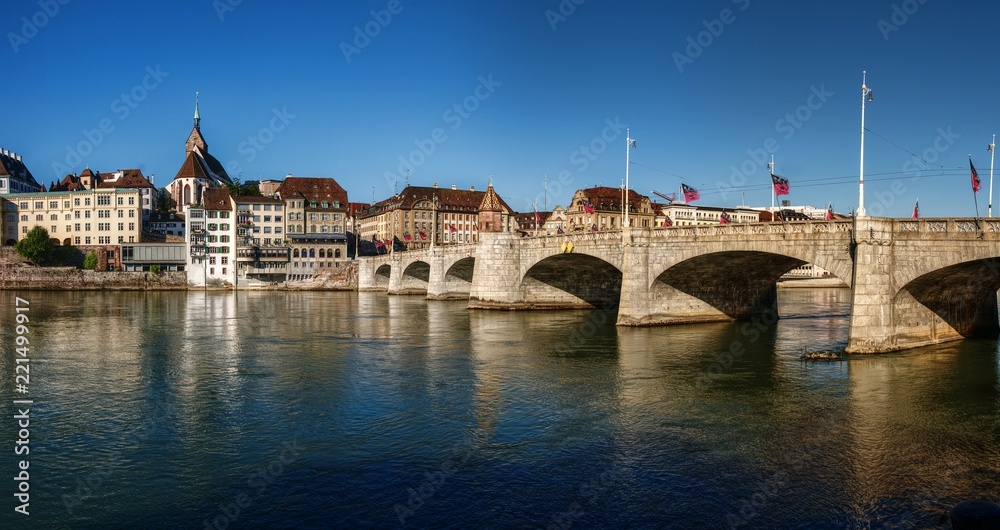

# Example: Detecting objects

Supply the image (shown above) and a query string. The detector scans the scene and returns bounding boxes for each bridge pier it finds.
[469,232,526,308]
[846,217,1000,353]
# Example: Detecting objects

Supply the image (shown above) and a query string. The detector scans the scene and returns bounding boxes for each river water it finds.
[0,288,998,529]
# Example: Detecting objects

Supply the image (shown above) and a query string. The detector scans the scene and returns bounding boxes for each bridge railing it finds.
[894,218,1000,237]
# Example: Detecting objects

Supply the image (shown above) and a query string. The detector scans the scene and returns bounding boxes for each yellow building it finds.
[3,189,143,246]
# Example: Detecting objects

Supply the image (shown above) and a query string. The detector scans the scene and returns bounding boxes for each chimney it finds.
[16,154,21,162]
[433,183,438,188]
[451,184,457,190]
[470,186,475,192]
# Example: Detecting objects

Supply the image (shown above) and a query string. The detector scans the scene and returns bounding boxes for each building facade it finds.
[234,195,289,284]
[2,189,142,246]
[359,183,514,250]
[566,187,656,231]
[660,203,760,226]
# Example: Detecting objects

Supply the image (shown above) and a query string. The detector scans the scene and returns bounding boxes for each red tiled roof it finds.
[577,186,649,212]
[97,169,155,189]
[173,151,210,181]
[203,187,233,211]
[275,177,349,208]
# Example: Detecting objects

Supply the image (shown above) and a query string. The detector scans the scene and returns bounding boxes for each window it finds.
[85,223,91,231]
[49,201,58,208]
[210,256,216,265]
[19,202,27,209]
[85,211,91,218]
[85,198,91,206]
[50,214,58,221]
[85,237,91,244]
[118,223,124,231]
[221,256,228,265]
[129,210,135,218]
[35,214,42,221]
[98,195,110,205]
[20,215,27,222]
[129,223,135,231]
[34,202,43,209]
[118,210,124,218]
[117,197,123,205]
[51,226,57,233]
[128,197,135,205]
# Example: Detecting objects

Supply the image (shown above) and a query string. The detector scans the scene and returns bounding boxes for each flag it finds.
[629,139,636,148]
[771,173,790,196]
[419,231,427,240]
[681,183,699,203]
[825,205,834,220]
[375,240,384,249]
[663,216,673,227]
[449,224,457,233]
[912,199,919,219]
[403,232,412,241]
[971,158,981,192]
[990,144,994,153]
[557,227,564,234]
[590,224,598,232]
[720,211,731,224]
[582,200,595,214]
[535,212,542,223]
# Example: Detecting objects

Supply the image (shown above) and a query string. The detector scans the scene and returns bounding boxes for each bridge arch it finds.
[397,260,430,295]
[374,264,391,290]
[892,257,1000,343]
[521,253,622,309]
[430,257,476,300]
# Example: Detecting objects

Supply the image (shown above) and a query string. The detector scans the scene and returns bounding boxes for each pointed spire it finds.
[194,91,201,130]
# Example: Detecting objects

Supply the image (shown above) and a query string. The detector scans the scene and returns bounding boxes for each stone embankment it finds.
[0,264,188,290]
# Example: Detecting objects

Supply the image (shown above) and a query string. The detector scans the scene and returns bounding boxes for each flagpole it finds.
[768,155,775,222]
[989,135,995,217]
[858,70,872,217]
[624,128,632,229]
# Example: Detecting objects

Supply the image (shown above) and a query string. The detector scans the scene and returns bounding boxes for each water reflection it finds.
[0,288,997,528]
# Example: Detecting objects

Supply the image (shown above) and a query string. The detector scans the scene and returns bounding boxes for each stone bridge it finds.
[358,217,1000,353]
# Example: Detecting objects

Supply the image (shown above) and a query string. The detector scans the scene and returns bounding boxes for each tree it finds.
[150,264,162,274]
[226,179,262,197]
[83,251,98,270]
[156,188,174,211]
[15,227,54,265]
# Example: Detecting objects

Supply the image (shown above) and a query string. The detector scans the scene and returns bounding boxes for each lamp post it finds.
[989,135,996,217]
[858,70,873,217]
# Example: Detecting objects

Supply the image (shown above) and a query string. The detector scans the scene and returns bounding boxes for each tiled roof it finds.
[97,169,155,189]
[479,185,504,212]
[203,187,233,211]
[576,186,650,212]
[275,177,349,208]
[348,202,371,217]
[0,150,39,187]
[359,185,514,219]
[173,151,210,181]
[52,173,88,192]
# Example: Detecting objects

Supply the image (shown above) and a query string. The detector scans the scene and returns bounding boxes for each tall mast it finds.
[767,154,775,219]
[858,70,872,217]
[990,134,996,217]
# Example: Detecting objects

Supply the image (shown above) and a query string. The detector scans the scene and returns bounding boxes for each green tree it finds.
[14,227,54,265]
[226,179,262,197]
[156,188,174,211]
[83,251,98,270]
[150,264,162,274]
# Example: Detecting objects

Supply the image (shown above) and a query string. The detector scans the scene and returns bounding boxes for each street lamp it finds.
[858,70,873,217]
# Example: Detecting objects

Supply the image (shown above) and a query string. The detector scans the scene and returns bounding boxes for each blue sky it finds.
[5,0,999,217]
